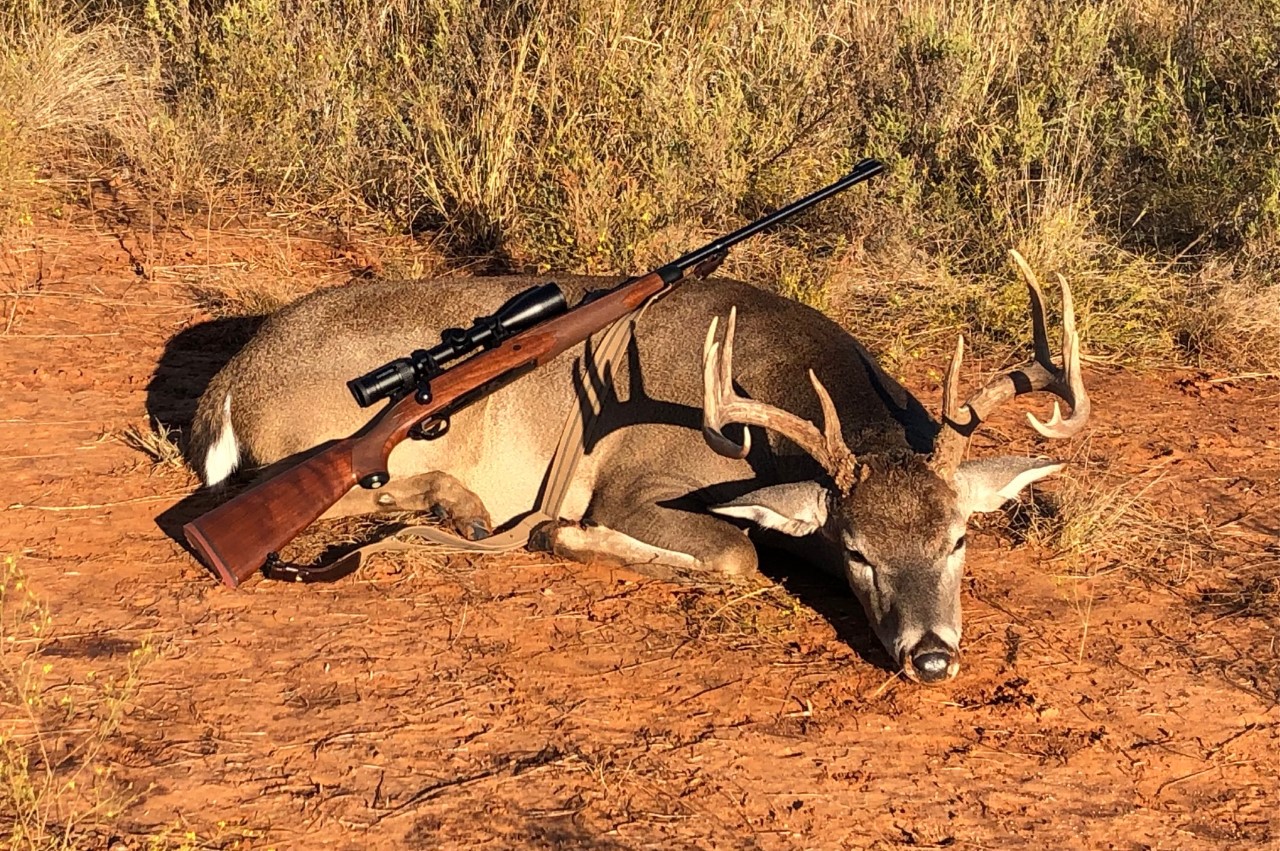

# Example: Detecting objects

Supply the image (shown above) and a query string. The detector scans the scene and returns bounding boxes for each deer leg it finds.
[372,470,494,541]
[244,450,491,540]
[311,470,492,540]
[532,475,759,583]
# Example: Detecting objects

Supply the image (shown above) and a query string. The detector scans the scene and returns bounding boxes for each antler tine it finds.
[809,370,845,458]
[940,335,968,428]
[1010,249,1053,367]
[929,252,1092,477]
[702,308,858,489]
[929,335,972,473]
[1026,271,1091,438]
[702,309,752,459]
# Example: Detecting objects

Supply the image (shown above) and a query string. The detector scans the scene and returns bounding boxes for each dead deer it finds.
[188,251,1087,684]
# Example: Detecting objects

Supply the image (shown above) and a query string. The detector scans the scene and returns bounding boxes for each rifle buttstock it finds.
[183,439,363,588]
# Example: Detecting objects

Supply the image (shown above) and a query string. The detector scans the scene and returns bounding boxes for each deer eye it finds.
[951,535,967,554]
[847,549,870,566]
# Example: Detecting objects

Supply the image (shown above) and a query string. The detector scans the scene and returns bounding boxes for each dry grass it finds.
[673,584,809,651]
[1021,459,1280,699]
[117,418,184,472]
[184,272,307,318]
[2,0,1278,368]
[0,3,162,228]
[1009,446,1221,594]
[1173,261,1280,373]
[990,448,1248,669]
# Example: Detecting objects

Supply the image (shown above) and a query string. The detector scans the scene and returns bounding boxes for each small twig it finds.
[1154,761,1250,797]
[372,747,570,824]
[2,290,186,311]
[3,296,17,334]
[0,332,121,339]
[0,418,109,424]
[6,451,104,460]
[1206,723,1261,758]
[864,670,902,700]
[7,492,189,511]
[446,601,469,649]
[672,677,744,708]
[1206,372,1280,383]
[150,262,250,272]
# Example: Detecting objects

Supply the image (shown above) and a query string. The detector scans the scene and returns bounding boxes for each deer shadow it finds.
[147,314,265,567]
[751,539,895,673]
[146,314,265,432]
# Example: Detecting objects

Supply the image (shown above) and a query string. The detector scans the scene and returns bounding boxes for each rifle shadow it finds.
[147,314,265,572]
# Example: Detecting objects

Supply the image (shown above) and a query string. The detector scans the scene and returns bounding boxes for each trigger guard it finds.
[412,418,450,440]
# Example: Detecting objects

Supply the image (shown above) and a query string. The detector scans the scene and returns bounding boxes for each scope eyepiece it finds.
[347,282,569,408]
[347,357,418,409]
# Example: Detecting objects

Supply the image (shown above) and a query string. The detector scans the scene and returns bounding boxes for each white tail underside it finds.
[203,393,239,485]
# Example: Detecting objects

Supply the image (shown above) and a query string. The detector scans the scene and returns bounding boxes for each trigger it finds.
[412,417,450,440]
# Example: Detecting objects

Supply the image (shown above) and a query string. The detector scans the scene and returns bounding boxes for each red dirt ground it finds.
[2,211,1278,850]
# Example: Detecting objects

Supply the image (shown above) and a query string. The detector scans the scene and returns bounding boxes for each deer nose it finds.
[911,650,952,683]
[904,633,959,684]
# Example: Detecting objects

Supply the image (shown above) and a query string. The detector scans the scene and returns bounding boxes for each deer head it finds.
[700,251,1089,684]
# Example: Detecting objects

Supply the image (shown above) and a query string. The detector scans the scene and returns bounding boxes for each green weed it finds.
[0,554,152,849]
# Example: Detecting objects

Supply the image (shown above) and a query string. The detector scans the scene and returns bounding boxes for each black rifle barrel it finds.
[348,159,884,409]
[664,157,886,279]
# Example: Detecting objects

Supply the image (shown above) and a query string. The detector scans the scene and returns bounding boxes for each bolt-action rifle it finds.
[182,159,886,588]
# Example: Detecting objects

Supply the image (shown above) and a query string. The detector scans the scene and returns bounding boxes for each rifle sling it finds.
[265,301,649,583]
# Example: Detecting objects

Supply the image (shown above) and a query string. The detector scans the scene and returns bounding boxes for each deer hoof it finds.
[528,518,573,552]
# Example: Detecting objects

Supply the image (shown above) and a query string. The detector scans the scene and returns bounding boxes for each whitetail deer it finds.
[188,251,1087,683]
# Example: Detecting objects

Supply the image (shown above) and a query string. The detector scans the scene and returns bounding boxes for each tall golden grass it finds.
[3,0,1278,367]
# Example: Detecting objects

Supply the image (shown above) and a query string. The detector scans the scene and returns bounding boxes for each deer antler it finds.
[702,307,859,490]
[930,250,1092,477]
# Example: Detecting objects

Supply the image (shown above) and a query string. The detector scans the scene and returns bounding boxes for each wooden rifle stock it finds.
[181,158,886,587]
[183,438,360,588]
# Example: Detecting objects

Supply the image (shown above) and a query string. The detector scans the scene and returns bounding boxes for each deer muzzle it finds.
[901,632,962,685]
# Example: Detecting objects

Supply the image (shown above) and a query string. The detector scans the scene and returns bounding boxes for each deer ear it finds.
[954,457,1064,516]
[709,482,830,537]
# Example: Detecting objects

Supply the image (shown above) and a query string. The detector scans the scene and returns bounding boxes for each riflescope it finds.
[347,282,568,408]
